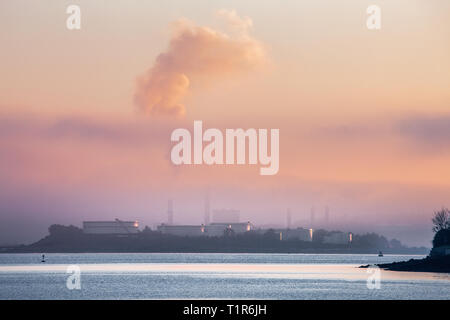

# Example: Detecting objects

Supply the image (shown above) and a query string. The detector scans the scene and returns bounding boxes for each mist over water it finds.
[0,184,438,247]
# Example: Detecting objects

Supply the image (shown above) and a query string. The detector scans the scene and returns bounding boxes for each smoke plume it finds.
[134,9,266,116]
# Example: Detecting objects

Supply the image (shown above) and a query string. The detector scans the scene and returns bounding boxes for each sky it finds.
[0,0,449,246]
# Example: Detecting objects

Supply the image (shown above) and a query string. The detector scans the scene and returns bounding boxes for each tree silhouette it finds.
[432,229,450,248]
[432,208,450,233]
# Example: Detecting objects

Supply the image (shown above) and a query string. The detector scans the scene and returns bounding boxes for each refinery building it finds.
[157,206,253,237]
[157,221,253,237]
[83,219,139,235]
[80,196,348,244]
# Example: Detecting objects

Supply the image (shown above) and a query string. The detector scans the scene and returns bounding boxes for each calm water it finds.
[0,253,448,299]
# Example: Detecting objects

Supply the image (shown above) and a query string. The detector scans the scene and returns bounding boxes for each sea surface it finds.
[0,253,448,299]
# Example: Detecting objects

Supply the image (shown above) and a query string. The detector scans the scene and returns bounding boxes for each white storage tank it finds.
[83,220,139,234]
[157,224,206,237]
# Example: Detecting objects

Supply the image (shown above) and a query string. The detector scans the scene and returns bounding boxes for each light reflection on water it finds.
[0,253,448,300]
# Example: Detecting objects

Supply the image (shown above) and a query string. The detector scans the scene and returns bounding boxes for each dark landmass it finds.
[1,224,429,254]
[360,228,450,273]
[360,255,450,273]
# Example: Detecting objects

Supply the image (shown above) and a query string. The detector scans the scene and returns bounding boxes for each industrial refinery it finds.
[80,194,353,245]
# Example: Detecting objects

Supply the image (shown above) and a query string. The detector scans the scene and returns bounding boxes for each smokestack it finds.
[204,189,210,225]
[286,208,291,229]
[168,199,173,225]
[310,206,315,228]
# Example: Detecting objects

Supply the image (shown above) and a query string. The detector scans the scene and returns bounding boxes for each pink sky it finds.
[0,1,449,246]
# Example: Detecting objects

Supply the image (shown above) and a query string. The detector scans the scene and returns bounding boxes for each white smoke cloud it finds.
[134,9,266,116]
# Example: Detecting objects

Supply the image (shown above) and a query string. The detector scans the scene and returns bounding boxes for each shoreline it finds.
[0,251,427,256]
[360,255,450,273]
[0,248,429,255]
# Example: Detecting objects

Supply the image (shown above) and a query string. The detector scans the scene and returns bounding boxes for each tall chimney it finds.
[286,208,292,229]
[168,199,173,225]
[204,189,210,225]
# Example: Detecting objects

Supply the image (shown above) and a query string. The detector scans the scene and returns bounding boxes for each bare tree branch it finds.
[432,208,450,233]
